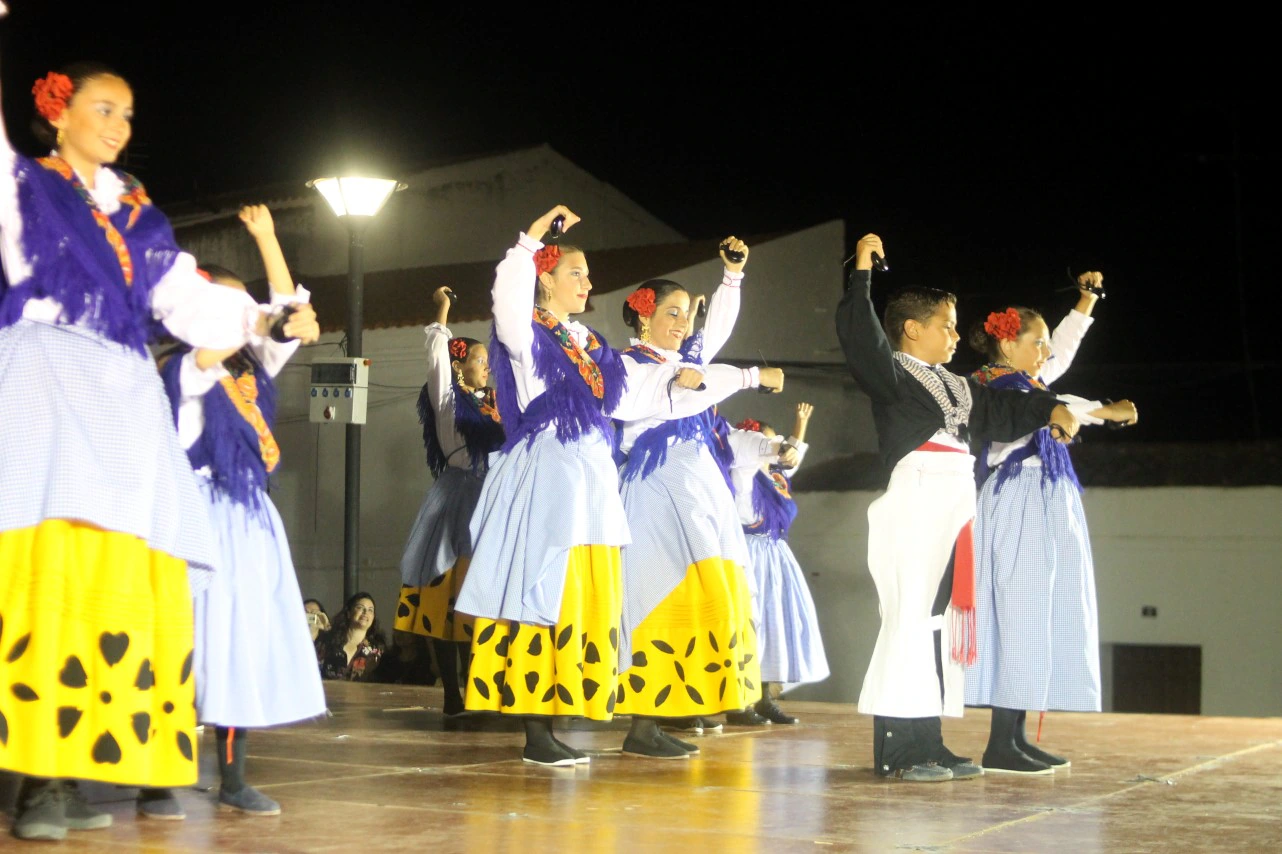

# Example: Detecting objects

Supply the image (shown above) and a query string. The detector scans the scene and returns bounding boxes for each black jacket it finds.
[835,268,1060,469]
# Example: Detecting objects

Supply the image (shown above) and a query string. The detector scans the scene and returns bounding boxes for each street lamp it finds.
[308,173,405,603]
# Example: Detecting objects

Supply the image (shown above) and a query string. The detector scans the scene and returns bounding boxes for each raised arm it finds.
[699,236,749,361]
[492,205,581,359]
[834,234,901,403]
[1040,274,1101,385]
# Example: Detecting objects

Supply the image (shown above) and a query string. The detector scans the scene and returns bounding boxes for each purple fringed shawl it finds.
[0,155,184,354]
[417,381,505,476]
[489,312,626,451]
[160,348,278,513]
[746,469,799,540]
[973,365,1082,494]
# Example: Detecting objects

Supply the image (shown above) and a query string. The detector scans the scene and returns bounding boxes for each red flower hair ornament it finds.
[448,338,469,360]
[735,418,762,433]
[984,308,1022,342]
[32,72,74,123]
[533,245,562,277]
[625,287,657,319]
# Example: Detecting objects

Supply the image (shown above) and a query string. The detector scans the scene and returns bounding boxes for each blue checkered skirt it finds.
[0,320,219,591]
[746,533,830,686]
[400,466,485,588]
[965,464,1102,712]
[193,479,326,726]
[458,428,629,626]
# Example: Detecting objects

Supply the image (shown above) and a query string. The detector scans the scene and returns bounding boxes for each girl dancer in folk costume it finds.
[0,64,283,841]
[152,206,325,817]
[611,240,785,758]
[455,206,629,767]
[965,278,1138,774]
[729,404,830,725]
[395,285,504,716]
[835,233,1081,783]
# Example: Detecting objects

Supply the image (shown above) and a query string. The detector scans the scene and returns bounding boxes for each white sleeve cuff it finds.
[270,284,311,306]
[517,232,544,253]
[743,365,760,388]
[723,270,745,286]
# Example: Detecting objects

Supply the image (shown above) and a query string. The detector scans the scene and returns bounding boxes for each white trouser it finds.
[857,450,976,718]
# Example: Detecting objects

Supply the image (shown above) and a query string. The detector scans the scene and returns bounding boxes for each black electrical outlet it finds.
[1141,606,1158,618]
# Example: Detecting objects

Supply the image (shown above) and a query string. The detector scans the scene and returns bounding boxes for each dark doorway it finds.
[1111,644,1202,714]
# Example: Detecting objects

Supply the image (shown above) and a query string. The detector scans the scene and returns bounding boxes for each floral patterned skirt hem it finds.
[615,557,761,717]
[0,520,198,786]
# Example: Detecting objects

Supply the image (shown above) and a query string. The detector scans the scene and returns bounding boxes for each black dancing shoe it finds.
[981,746,1054,776]
[754,697,799,725]
[892,763,954,782]
[724,707,771,726]
[622,731,691,760]
[658,730,700,755]
[13,779,68,841]
[522,740,578,767]
[662,716,704,735]
[443,692,465,717]
[1018,741,1070,768]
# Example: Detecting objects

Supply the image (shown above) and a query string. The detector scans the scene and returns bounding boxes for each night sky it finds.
[2,6,1277,441]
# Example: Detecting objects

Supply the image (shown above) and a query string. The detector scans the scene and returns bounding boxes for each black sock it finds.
[436,640,463,709]
[216,726,248,793]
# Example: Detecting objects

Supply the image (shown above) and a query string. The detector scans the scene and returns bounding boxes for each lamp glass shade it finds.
[311,176,400,218]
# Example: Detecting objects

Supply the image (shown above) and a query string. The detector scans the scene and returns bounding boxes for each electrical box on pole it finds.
[309,357,371,424]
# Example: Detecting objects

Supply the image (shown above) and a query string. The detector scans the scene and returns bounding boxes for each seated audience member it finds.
[316,593,387,681]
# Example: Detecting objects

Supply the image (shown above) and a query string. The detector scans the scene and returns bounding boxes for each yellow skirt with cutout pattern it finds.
[395,557,476,642]
[615,556,761,717]
[464,545,622,719]
[0,520,199,786]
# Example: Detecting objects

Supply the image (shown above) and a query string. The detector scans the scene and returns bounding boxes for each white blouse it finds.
[422,321,486,470]
[613,264,759,452]
[985,309,1105,467]
[0,133,264,350]
[728,429,807,525]
[173,286,309,452]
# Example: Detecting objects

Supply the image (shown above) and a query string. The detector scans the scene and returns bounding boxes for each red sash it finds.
[916,441,977,665]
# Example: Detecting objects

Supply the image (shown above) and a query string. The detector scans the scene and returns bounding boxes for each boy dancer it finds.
[835,233,1079,781]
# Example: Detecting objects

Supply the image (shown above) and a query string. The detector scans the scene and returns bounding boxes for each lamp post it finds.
[308,175,405,602]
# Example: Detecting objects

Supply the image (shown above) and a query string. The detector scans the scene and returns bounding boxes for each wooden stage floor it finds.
[4,681,1280,852]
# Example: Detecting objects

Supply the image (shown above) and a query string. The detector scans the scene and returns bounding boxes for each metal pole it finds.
[343,219,367,602]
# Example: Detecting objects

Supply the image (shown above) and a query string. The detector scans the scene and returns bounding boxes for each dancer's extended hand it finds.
[853,234,885,272]
[528,205,580,242]
[1047,404,1081,444]
[720,236,749,273]
[759,367,785,392]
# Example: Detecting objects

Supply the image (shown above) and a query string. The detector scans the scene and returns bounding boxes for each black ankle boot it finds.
[1013,711,1070,767]
[982,708,1053,775]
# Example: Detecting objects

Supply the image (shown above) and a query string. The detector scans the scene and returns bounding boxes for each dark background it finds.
[3,5,1277,442]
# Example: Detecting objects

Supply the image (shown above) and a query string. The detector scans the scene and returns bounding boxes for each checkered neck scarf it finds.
[893,352,973,436]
